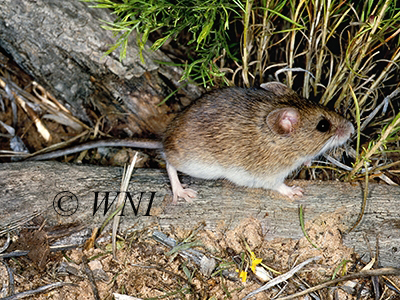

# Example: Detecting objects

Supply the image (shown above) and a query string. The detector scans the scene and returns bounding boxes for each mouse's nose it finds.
[338,121,354,141]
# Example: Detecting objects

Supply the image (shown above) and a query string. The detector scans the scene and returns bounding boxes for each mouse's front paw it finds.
[288,186,304,198]
[173,188,198,204]
[276,184,304,199]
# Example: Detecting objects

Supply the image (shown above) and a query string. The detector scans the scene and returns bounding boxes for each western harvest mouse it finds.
[26,82,354,203]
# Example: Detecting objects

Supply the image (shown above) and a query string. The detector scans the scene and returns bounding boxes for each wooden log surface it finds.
[1,161,399,267]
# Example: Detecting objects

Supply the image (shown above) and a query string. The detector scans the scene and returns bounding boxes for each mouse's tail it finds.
[25,139,163,161]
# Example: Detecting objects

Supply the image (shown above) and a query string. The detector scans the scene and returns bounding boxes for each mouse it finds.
[26,82,354,204]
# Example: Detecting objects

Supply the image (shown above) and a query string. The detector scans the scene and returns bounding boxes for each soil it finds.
[2,211,399,299]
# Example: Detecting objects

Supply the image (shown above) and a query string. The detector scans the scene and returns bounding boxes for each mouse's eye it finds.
[317,118,331,132]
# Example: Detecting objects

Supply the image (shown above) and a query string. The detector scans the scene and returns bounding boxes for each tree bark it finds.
[0,0,202,136]
[1,161,399,268]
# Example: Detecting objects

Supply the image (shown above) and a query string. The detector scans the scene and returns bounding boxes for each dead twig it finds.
[276,268,400,300]
[1,282,76,300]
[243,256,322,299]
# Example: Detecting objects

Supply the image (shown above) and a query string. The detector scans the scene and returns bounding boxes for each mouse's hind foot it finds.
[173,187,197,204]
[166,162,198,204]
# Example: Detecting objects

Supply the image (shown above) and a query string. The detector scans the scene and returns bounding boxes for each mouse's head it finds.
[260,82,354,160]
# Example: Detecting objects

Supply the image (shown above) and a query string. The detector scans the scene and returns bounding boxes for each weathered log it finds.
[1,161,399,267]
[0,0,202,136]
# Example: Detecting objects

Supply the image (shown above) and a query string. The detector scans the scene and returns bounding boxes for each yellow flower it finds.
[236,269,248,282]
[250,251,263,273]
[238,270,247,282]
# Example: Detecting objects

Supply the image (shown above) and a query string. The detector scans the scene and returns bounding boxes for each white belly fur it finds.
[176,161,291,190]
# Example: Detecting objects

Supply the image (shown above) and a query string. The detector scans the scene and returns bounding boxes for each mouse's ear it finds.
[267,108,300,135]
[260,82,294,96]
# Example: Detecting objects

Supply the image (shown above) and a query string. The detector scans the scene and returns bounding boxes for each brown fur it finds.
[163,85,352,179]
